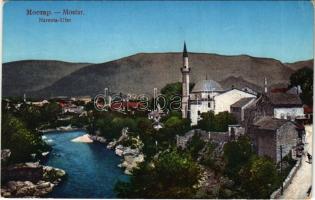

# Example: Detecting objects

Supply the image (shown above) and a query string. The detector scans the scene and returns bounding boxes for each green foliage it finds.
[41,103,62,123]
[164,116,191,135]
[70,116,89,128]
[161,82,182,97]
[160,82,195,111]
[18,104,43,130]
[239,156,280,198]
[13,102,62,130]
[186,133,206,160]
[115,149,200,198]
[223,136,253,179]
[221,136,280,198]
[197,111,237,132]
[135,117,155,136]
[290,67,313,105]
[154,115,191,149]
[197,111,215,131]
[199,143,217,169]
[278,152,297,179]
[2,113,49,163]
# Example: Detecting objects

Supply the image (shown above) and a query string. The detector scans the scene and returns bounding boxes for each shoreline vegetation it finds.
[2,67,313,198]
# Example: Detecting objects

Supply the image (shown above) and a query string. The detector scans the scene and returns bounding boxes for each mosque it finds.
[180,43,256,125]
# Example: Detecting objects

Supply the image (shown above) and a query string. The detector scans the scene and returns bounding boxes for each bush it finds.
[115,149,200,198]
[2,113,49,163]
[197,111,237,132]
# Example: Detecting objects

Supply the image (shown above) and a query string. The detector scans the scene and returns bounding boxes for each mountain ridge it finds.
[2,53,313,98]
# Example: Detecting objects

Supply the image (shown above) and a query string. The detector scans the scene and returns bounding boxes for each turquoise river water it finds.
[43,130,129,198]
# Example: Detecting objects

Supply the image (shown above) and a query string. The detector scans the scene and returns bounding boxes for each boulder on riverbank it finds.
[107,140,117,149]
[90,135,107,143]
[1,162,66,198]
[1,180,54,197]
[121,154,144,175]
[1,149,11,162]
[105,127,145,175]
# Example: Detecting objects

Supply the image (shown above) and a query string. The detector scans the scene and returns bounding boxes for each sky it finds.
[3,1,314,63]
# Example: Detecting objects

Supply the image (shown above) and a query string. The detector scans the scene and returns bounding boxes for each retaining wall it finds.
[270,158,302,199]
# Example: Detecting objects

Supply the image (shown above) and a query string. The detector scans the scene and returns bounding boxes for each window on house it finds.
[208,102,211,108]
[198,110,201,115]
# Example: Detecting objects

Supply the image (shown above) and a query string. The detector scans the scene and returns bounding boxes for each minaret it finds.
[181,42,190,118]
[264,77,268,93]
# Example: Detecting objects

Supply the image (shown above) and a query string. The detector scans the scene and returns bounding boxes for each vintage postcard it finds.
[1,1,313,199]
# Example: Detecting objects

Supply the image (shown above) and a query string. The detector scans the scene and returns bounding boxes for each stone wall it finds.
[270,158,302,199]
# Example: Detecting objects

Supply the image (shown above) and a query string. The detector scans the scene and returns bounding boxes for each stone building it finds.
[243,92,304,133]
[230,97,256,124]
[249,116,299,162]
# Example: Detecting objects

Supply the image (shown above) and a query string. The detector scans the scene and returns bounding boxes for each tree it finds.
[223,136,253,179]
[161,82,195,98]
[290,67,313,105]
[115,149,200,198]
[2,113,49,163]
[18,104,42,130]
[161,82,182,98]
[239,156,280,198]
[41,102,61,123]
[197,111,215,131]
[197,111,237,132]
[186,133,206,160]
[164,116,191,135]
[213,111,237,132]
[96,116,137,140]
[160,82,195,112]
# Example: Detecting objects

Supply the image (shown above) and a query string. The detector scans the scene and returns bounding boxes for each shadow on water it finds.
[43,131,129,198]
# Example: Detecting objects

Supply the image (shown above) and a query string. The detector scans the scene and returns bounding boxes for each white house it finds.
[269,93,304,120]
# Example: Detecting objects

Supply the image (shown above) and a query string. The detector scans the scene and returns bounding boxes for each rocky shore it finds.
[86,127,145,175]
[105,129,144,175]
[1,162,66,197]
[90,135,107,143]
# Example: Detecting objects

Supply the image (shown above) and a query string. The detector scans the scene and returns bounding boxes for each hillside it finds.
[219,76,263,92]
[2,60,91,97]
[285,59,313,70]
[30,53,312,98]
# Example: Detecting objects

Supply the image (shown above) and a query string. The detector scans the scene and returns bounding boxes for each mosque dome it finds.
[192,80,224,93]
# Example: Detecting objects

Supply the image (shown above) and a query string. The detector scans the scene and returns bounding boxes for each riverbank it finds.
[105,130,144,175]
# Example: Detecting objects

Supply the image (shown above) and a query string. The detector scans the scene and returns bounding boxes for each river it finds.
[42,130,129,198]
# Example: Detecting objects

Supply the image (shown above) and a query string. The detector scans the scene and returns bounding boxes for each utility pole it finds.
[280,145,284,195]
